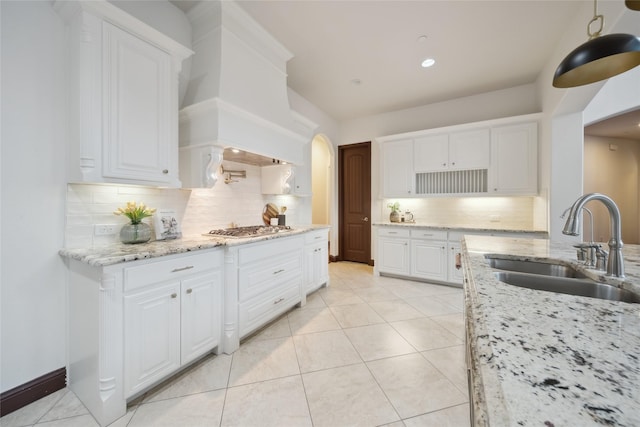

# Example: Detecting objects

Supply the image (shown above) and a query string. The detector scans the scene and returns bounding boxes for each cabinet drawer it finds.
[239,282,300,338]
[124,250,222,292]
[239,254,302,302]
[410,229,448,240]
[238,236,303,265]
[305,229,328,244]
[378,227,410,238]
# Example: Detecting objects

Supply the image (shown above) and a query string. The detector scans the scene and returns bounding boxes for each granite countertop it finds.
[59,225,329,267]
[462,235,640,426]
[372,222,548,236]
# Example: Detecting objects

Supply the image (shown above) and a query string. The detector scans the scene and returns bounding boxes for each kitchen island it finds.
[462,235,640,426]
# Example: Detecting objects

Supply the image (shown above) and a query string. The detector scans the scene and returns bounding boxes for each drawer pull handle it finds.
[273,269,285,275]
[171,293,177,299]
[273,297,285,304]
[315,236,322,239]
[172,266,194,273]
[186,288,193,294]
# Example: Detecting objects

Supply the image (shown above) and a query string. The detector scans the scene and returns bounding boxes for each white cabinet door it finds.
[124,281,181,397]
[378,237,410,275]
[449,128,490,170]
[102,22,176,185]
[410,240,447,281]
[180,271,222,365]
[489,122,537,195]
[382,139,414,197]
[311,242,329,291]
[414,134,448,172]
[292,165,311,196]
[448,243,464,285]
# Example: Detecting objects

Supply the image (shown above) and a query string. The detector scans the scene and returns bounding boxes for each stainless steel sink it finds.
[486,256,587,278]
[494,271,640,304]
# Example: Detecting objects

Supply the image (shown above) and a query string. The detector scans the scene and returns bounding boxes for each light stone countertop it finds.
[462,235,640,426]
[372,222,548,237]
[59,225,330,267]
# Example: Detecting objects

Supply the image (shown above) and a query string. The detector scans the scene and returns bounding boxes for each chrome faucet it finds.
[562,193,624,278]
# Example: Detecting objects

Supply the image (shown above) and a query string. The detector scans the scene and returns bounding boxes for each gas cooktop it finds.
[205,225,292,238]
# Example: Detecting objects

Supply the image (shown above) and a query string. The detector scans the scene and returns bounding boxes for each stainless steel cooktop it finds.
[205,225,292,238]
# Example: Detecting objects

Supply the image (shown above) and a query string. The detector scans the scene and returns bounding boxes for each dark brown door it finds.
[338,142,372,264]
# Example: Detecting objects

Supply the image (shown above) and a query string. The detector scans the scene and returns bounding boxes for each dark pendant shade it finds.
[553,33,640,88]
[626,0,640,11]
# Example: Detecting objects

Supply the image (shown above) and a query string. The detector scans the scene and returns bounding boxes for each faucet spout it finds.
[562,193,624,277]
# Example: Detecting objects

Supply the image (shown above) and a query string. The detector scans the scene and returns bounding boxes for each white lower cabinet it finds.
[304,229,330,294]
[66,248,223,426]
[377,228,410,275]
[229,236,304,342]
[123,255,223,398]
[376,227,543,285]
[410,229,448,281]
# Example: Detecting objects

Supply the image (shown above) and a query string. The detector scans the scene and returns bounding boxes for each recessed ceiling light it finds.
[231,148,240,153]
[421,58,436,68]
[417,35,428,43]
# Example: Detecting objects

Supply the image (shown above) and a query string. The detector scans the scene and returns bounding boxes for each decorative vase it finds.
[120,222,152,244]
[390,210,400,223]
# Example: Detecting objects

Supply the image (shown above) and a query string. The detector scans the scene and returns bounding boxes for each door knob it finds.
[363,217,369,222]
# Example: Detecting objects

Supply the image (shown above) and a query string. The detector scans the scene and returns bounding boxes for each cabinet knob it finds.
[442,163,447,166]
[494,188,498,191]
[186,288,193,294]
[162,169,169,174]
[451,162,455,166]
[171,293,177,299]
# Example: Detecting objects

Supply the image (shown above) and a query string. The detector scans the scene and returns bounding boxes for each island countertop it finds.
[462,235,640,426]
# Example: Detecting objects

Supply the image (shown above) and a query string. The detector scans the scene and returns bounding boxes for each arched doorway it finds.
[311,134,334,253]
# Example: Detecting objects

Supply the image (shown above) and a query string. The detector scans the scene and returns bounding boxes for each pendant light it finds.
[626,0,640,12]
[552,0,640,88]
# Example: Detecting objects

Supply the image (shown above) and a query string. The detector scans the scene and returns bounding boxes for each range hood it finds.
[178,0,317,187]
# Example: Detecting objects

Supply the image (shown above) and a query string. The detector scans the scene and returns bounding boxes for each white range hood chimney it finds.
[178,0,316,188]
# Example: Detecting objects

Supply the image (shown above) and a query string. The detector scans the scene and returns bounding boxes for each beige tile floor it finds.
[1,262,470,427]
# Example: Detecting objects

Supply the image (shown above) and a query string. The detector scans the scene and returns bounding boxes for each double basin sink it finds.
[487,256,640,304]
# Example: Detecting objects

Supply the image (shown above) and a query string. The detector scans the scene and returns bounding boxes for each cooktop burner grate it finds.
[206,225,292,238]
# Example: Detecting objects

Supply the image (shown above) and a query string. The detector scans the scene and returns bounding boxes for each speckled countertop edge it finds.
[462,235,640,427]
[372,222,548,236]
[59,225,330,267]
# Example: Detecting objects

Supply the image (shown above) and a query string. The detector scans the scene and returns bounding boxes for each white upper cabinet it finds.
[379,113,539,198]
[414,134,448,172]
[55,1,193,187]
[382,139,414,197]
[414,129,490,172]
[489,122,538,195]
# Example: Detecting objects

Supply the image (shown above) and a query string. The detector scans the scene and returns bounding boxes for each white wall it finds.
[584,136,640,244]
[1,1,68,392]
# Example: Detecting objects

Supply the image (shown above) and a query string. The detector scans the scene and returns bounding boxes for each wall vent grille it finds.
[416,169,488,194]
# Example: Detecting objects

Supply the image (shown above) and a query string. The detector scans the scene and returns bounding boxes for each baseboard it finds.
[0,368,66,417]
[369,259,375,267]
[329,255,340,262]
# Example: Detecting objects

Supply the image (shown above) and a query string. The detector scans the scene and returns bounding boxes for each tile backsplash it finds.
[65,161,300,248]
[381,196,536,230]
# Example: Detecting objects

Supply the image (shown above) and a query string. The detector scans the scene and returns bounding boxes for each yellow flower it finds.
[114,201,156,224]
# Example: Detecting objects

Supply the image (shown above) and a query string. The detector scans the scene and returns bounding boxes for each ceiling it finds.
[584,108,640,140]
[170,0,640,139]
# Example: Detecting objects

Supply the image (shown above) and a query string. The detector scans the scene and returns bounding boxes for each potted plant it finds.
[387,201,401,223]
[114,201,156,244]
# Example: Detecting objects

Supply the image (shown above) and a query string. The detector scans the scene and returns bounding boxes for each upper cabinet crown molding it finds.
[54,1,193,63]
